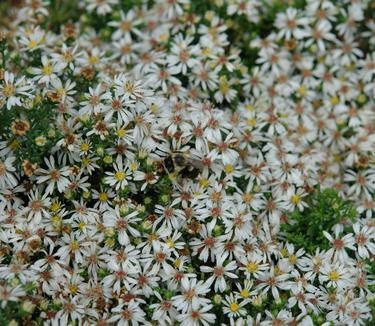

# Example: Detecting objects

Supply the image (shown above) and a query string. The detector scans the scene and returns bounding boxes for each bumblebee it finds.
[163,152,203,183]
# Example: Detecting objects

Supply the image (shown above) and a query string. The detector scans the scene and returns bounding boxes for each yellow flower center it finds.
[330,96,340,106]
[280,247,288,257]
[199,178,210,188]
[81,157,90,166]
[148,233,159,243]
[3,84,16,97]
[166,238,175,248]
[99,192,108,201]
[247,117,257,126]
[115,171,126,181]
[224,164,234,174]
[246,262,258,273]
[150,103,158,114]
[78,221,87,230]
[240,289,250,298]
[329,270,340,281]
[291,194,301,205]
[219,81,229,95]
[80,143,90,152]
[298,86,306,96]
[242,193,253,203]
[70,241,80,251]
[201,47,212,56]
[105,238,115,248]
[124,81,134,92]
[159,32,169,43]
[50,202,61,212]
[57,87,65,96]
[68,284,78,294]
[117,128,126,138]
[103,156,112,164]
[89,56,99,65]
[129,162,138,172]
[229,302,239,312]
[51,215,61,225]
[28,40,38,49]
[42,64,53,75]
[288,255,297,265]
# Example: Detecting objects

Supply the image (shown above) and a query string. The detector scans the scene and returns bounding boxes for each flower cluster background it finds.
[0,0,375,325]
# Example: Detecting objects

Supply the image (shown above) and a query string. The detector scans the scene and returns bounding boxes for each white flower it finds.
[0,156,18,188]
[352,222,375,259]
[151,292,178,326]
[167,34,200,75]
[36,155,70,194]
[30,55,64,85]
[22,189,51,225]
[172,278,211,313]
[103,206,141,245]
[222,293,247,320]
[0,72,33,109]
[86,0,118,16]
[0,284,26,308]
[319,261,352,289]
[200,253,238,292]
[178,304,216,326]
[103,260,138,294]
[80,84,112,115]
[208,132,239,165]
[323,230,355,262]
[256,265,291,301]
[104,156,132,190]
[275,7,310,40]
[108,10,142,40]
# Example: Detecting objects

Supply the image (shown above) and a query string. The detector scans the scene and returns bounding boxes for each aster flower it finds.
[53,296,87,325]
[275,7,310,40]
[323,230,355,262]
[178,304,216,326]
[109,10,142,40]
[200,253,238,293]
[239,252,269,279]
[30,55,64,85]
[22,188,51,224]
[86,0,118,16]
[0,284,26,308]
[352,222,375,259]
[0,71,33,109]
[167,34,200,75]
[55,233,90,265]
[0,156,18,188]
[104,156,132,190]
[319,261,352,289]
[103,260,138,294]
[150,292,179,326]
[172,278,211,313]
[222,293,247,321]
[103,206,141,245]
[256,265,291,301]
[80,84,112,115]
[36,155,70,195]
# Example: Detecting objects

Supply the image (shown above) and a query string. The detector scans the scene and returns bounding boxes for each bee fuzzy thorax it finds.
[161,151,203,187]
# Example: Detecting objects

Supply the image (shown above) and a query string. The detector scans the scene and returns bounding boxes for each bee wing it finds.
[186,158,205,170]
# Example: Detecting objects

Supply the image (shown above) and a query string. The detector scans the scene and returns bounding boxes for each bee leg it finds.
[162,163,183,191]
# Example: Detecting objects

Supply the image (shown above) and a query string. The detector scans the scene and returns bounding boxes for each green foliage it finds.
[281,188,357,254]
[366,297,375,326]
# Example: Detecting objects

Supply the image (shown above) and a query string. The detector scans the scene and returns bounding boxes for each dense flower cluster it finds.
[0,0,375,325]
